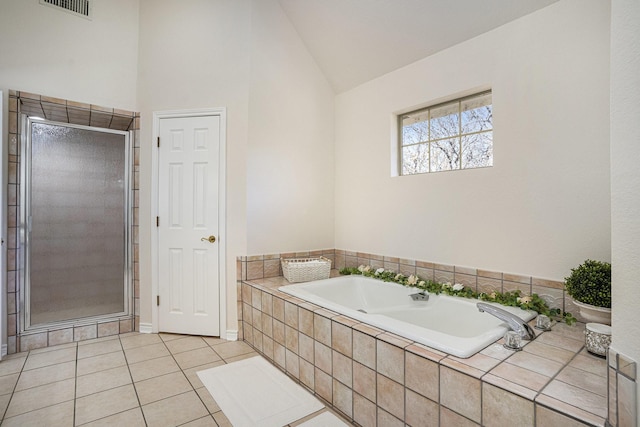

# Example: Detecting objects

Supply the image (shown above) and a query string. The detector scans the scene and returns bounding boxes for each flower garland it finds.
[340,265,576,325]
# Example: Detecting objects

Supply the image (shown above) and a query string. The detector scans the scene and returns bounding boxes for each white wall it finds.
[334,0,611,281]
[246,0,335,255]
[0,0,139,109]
[136,0,335,329]
[136,0,252,330]
[611,0,640,415]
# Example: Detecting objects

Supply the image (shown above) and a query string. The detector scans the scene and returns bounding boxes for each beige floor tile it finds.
[120,333,162,349]
[0,356,27,377]
[0,373,20,395]
[81,407,146,426]
[75,384,139,425]
[23,347,76,371]
[128,355,180,382]
[117,331,140,339]
[77,365,132,397]
[76,351,127,376]
[0,393,11,419]
[77,335,120,346]
[195,386,221,413]
[1,400,74,427]
[28,342,77,355]
[211,340,254,360]
[173,347,222,370]
[124,342,170,364]
[225,351,260,364]
[142,390,209,427]
[159,333,189,342]
[2,352,30,360]
[212,410,233,427]
[15,360,75,391]
[77,338,123,359]
[202,336,226,346]
[134,371,193,405]
[183,361,226,389]
[164,336,208,354]
[5,378,75,418]
[181,415,218,426]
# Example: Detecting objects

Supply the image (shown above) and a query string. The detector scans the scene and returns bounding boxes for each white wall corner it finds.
[1,344,7,357]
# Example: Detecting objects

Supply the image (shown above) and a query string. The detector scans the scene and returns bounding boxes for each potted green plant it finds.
[564,259,611,325]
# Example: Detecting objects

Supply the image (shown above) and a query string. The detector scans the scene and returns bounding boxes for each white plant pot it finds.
[573,300,612,325]
[585,323,612,356]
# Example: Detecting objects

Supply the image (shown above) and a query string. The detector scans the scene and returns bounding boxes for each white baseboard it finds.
[1,344,7,357]
[139,323,153,334]
[138,324,236,339]
[225,329,238,341]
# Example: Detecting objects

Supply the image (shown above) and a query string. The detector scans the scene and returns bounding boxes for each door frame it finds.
[20,117,133,331]
[151,108,227,338]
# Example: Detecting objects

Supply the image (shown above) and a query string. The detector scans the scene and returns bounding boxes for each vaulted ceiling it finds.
[278,0,560,93]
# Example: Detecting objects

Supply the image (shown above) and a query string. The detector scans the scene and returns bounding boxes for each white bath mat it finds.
[197,356,324,427]
[297,411,350,426]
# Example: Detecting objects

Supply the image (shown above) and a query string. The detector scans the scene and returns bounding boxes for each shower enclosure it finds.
[20,117,132,329]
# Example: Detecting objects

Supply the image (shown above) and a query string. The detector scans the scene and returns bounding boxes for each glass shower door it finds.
[23,118,131,327]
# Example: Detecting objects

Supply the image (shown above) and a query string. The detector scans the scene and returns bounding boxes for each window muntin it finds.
[400,91,492,175]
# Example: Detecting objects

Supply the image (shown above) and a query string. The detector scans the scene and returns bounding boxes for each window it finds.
[400,91,493,175]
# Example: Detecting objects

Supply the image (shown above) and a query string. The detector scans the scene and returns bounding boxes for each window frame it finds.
[398,90,493,176]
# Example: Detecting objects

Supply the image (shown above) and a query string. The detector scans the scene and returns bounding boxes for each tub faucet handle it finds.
[410,292,429,302]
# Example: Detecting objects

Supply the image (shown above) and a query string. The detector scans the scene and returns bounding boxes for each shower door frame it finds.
[19,116,134,332]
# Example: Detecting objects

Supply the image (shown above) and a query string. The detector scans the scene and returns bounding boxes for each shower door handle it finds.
[200,236,216,244]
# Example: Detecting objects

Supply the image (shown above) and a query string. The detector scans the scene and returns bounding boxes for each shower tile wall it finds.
[5,90,139,354]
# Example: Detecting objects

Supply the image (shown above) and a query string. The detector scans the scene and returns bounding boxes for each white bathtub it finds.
[279,275,536,358]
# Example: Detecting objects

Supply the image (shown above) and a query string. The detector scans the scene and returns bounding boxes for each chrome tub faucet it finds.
[477,302,536,341]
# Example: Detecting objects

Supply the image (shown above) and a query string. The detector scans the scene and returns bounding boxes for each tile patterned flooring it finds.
[0,333,342,426]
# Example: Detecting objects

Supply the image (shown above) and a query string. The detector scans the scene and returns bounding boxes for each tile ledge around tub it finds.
[241,278,609,426]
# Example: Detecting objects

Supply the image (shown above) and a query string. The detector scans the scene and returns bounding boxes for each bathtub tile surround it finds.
[240,269,611,426]
[6,91,139,354]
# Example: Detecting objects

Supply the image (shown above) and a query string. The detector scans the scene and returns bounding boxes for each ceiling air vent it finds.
[40,0,92,19]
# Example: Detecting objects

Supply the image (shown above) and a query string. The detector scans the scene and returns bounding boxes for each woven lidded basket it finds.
[281,256,331,283]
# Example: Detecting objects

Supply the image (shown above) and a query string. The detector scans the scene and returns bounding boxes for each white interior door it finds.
[158,115,221,336]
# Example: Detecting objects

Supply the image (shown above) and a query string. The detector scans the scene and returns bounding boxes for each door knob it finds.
[200,236,216,243]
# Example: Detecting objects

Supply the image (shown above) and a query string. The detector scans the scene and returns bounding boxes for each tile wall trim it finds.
[237,248,582,323]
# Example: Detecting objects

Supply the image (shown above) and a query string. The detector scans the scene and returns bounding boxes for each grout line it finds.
[73,343,78,427]
[119,334,148,426]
